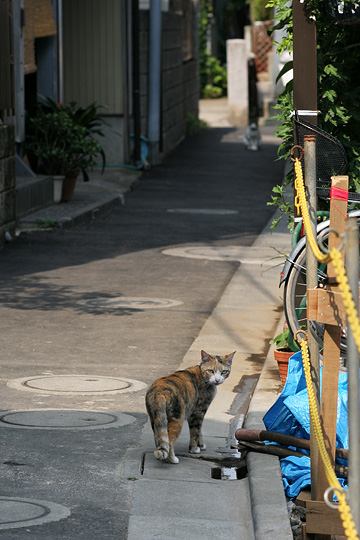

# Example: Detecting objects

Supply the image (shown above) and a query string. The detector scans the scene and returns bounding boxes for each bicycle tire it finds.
[284,239,326,347]
[284,210,360,352]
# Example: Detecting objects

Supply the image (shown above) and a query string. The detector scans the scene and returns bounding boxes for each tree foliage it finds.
[268,0,360,226]
[199,0,227,98]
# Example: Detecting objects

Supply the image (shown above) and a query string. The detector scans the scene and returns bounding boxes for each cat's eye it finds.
[221,370,228,375]
[208,369,215,374]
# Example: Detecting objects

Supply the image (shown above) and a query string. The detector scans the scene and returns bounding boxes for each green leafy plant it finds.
[199,0,227,98]
[250,0,273,21]
[37,98,107,172]
[267,0,360,227]
[35,219,58,229]
[272,327,299,352]
[26,109,102,181]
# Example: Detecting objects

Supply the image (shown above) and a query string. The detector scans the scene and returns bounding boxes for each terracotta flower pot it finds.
[62,173,79,202]
[274,349,294,385]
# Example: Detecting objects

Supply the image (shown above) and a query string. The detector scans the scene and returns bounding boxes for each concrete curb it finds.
[52,193,123,229]
[243,208,292,539]
[19,173,140,231]
[244,316,293,540]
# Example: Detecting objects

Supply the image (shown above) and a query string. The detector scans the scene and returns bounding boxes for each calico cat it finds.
[145,350,235,464]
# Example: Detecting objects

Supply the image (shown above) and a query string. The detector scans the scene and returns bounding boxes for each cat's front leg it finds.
[188,413,205,454]
[198,432,206,451]
[188,387,216,453]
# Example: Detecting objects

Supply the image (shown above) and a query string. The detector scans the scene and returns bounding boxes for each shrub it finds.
[267,0,360,227]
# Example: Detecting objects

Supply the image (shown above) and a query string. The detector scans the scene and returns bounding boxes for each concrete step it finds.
[16,175,53,218]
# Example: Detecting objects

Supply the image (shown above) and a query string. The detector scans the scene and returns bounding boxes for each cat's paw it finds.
[168,455,179,464]
[189,446,201,454]
[199,443,207,451]
[154,448,169,461]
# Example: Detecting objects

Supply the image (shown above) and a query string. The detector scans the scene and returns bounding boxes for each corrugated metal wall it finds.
[63,0,124,114]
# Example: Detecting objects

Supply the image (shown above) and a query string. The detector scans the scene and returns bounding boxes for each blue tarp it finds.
[263,351,348,498]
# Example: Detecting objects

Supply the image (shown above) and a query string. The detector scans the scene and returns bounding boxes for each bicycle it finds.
[280,116,360,354]
[281,209,360,353]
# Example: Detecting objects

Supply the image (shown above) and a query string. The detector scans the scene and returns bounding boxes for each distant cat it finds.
[145,350,235,464]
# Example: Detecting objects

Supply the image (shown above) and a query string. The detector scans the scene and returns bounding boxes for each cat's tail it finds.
[146,393,170,461]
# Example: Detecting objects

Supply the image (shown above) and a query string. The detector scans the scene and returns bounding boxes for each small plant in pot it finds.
[37,98,107,175]
[26,108,103,202]
[272,326,299,385]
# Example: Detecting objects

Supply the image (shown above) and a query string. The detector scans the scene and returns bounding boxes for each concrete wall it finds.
[139,7,199,158]
[0,125,16,240]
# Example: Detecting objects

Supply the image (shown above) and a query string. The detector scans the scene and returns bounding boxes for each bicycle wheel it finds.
[283,210,360,352]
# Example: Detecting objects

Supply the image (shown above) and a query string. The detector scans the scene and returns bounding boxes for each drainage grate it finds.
[0,497,70,530]
[162,245,276,265]
[7,375,147,395]
[211,464,247,480]
[0,410,136,430]
[78,296,183,311]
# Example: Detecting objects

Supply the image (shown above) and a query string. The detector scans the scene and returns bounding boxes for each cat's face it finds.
[199,350,235,385]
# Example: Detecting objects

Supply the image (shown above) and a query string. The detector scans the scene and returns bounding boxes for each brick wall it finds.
[140,4,199,158]
[0,125,16,241]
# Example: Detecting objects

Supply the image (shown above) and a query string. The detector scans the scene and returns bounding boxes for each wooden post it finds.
[316,176,348,496]
[301,176,349,538]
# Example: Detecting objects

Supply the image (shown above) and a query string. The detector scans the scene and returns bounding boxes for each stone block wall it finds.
[0,125,16,240]
[140,5,199,159]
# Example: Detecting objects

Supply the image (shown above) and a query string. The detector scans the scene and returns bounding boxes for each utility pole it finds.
[293,0,318,125]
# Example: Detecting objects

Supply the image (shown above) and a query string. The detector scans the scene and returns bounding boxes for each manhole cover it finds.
[0,410,136,430]
[7,375,147,395]
[162,245,276,265]
[166,209,239,215]
[79,296,183,310]
[0,497,70,530]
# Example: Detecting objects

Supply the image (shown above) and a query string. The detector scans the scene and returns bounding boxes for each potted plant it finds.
[272,326,299,385]
[37,98,107,176]
[26,109,102,202]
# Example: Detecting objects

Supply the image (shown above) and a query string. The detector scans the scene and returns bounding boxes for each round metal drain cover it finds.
[79,296,183,310]
[162,245,275,265]
[7,375,147,395]
[167,208,239,215]
[0,497,70,530]
[0,410,136,430]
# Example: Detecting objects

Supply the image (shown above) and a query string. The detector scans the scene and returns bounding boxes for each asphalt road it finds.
[0,127,282,538]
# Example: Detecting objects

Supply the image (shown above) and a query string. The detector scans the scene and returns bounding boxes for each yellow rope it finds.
[293,155,359,539]
[299,338,359,540]
[294,158,329,264]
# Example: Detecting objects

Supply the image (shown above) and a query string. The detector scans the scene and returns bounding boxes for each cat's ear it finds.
[224,352,236,366]
[200,350,211,363]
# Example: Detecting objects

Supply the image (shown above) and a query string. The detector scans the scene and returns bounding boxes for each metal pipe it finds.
[304,134,321,500]
[57,0,64,103]
[235,428,348,459]
[237,440,348,477]
[346,217,360,530]
[13,0,25,143]
[132,0,141,165]
[147,0,162,163]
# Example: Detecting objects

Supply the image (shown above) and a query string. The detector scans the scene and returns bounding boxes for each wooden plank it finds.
[307,289,346,326]
[316,176,348,498]
[305,500,344,536]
